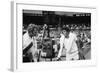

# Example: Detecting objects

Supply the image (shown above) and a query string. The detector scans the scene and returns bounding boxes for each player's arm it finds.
[57,35,64,59]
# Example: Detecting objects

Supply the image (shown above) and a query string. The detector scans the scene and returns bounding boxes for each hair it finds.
[62,27,70,33]
[27,23,38,38]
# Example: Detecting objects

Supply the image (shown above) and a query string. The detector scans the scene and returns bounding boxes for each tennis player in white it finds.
[57,27,79,61]
[23,24,38,62]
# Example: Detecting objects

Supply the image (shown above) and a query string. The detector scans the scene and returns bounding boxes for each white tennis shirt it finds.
[58,32,79,60]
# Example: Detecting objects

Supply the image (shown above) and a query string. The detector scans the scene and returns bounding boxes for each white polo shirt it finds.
[64,32,78,53]
[23,31,38,60]
[58,32,79,60]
